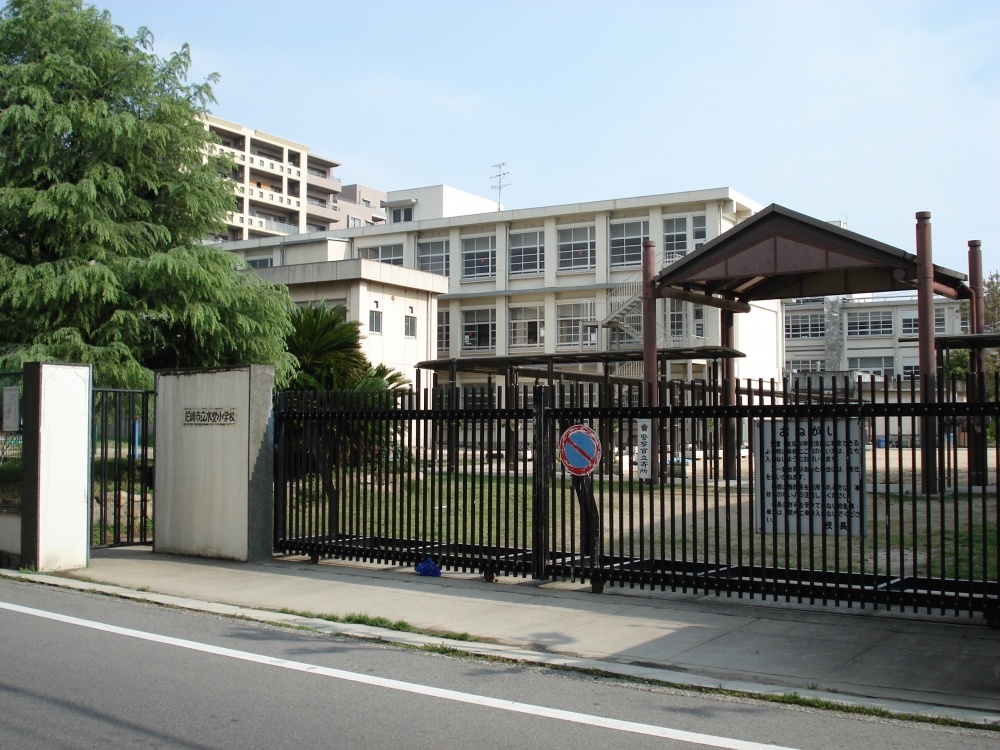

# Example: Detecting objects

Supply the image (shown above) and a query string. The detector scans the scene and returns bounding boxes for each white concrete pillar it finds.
[594,211,609,285]
[21,363,92,572]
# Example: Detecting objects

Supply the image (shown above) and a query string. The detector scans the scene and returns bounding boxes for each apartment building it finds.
[223,186,785,387]
[204,116,386,244]
[783,293,969,379]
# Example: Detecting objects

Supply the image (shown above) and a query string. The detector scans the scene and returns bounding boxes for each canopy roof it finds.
[654,204,971,307]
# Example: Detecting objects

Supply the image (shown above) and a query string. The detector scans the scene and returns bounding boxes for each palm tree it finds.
[286,304,367,390]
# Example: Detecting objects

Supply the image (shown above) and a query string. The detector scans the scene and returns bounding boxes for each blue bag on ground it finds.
[414,557,441,577]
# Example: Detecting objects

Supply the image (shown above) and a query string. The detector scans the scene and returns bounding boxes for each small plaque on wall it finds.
[183,407,237,426]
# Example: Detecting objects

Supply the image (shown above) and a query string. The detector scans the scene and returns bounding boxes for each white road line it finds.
[1,600,800,750]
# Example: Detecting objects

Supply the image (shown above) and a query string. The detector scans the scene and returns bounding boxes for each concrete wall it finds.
[20,363,92,572]
[154,366,273,562]
[737,300,784,382]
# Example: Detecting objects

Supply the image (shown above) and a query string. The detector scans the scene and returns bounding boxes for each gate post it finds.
[20,363,92,572]
[531,385,549,580]
[154,365,274,562]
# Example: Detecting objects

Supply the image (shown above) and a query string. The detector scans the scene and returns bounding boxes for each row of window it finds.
[784,356,923,378]
[435,302,702,353]
[785,309,950,339]
[437,305,597,352]
[359,216,706,279]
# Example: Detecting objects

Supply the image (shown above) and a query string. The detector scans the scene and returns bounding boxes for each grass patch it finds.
[275,606,476,642]
[342,612,414,631]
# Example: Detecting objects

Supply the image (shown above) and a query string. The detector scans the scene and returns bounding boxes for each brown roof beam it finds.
[659,286,752,313]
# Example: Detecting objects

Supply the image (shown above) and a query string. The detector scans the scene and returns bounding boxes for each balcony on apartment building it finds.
[227,209,299,236]
[242,180,301,212]
[305,195,340,223]
[247,149,303,179]
[305,163,342,194]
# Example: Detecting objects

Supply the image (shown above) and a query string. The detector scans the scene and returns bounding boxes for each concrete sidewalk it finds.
[10,546,1000,726]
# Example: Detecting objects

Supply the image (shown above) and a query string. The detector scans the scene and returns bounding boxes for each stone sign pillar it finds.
[154,366,274,562]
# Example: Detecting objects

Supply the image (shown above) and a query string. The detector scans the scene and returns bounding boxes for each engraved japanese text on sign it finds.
[755,419,865,536]
[183,407,237,426]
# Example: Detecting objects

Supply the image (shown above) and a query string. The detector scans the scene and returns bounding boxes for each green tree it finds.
[0,0,295,387]
[285,303,410,392]
[963,270,1000,381]
[286,304,367,390]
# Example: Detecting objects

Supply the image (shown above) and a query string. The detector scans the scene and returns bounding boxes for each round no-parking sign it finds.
[558,424,602,476]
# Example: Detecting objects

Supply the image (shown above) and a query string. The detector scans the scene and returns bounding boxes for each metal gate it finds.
[274,378,999,622]
[92,389,155,546]
[0,372,23,566]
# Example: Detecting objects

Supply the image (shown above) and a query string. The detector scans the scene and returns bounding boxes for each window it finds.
[609,220,648,268]
[557,226,596,271]
[961,309,970,334]
[437,311,450,354]
[348,216,363,228]
[848,356,894,377]
[693,305,704,338]
[509,231,544,275]
[462,309,496,351]
[461,235,496,279]
[669,299,685,339]
[902,357,919,378]
[418,240,449,276]
[509,305,545,349]
[785,313,825,339]
[663,217,687,262]
[785,359,826,372]
[905,308,947,335]
[847,310,893,336]
[392,206,413,223]
[692,215,707,247]
[556,301,597,348]
[360,244,403,265]
[369,309,382,334]
[245,256,273,269]
[404,315,417,338]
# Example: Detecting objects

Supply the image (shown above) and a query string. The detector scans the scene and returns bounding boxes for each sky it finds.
[91,0,999,277]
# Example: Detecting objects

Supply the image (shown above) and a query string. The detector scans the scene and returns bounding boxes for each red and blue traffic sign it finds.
[559,424,602,476]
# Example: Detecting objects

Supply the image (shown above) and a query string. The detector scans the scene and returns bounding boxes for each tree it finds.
[0,0,295,387]
[286,304,367,390]
[285,303,410,392]
[983,270,1000,335]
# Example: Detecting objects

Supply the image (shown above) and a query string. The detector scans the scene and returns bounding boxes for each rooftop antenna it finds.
[491,162,511,211]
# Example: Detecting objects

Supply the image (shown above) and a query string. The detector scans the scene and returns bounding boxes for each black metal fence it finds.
[92,389,155,546]
[0,371,22,510]
[274,376,999,622]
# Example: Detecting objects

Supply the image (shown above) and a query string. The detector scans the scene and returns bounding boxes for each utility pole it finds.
[491,162,511,210]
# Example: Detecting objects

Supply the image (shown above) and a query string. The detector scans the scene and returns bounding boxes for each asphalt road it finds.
[0,579,995,750]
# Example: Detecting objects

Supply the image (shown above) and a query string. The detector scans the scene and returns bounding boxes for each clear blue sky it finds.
[93,0,998,277]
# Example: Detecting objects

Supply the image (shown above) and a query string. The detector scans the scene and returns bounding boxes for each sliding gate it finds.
[274,378,999,622]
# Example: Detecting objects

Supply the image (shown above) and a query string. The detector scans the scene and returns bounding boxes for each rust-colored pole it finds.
[968,239,986,485]
[969,240,985,335]
[721,308,738,480]
[642,239,659,481]
[915,212,937,492]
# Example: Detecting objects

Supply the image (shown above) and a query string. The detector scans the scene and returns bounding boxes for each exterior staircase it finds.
[598,250,676,378]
